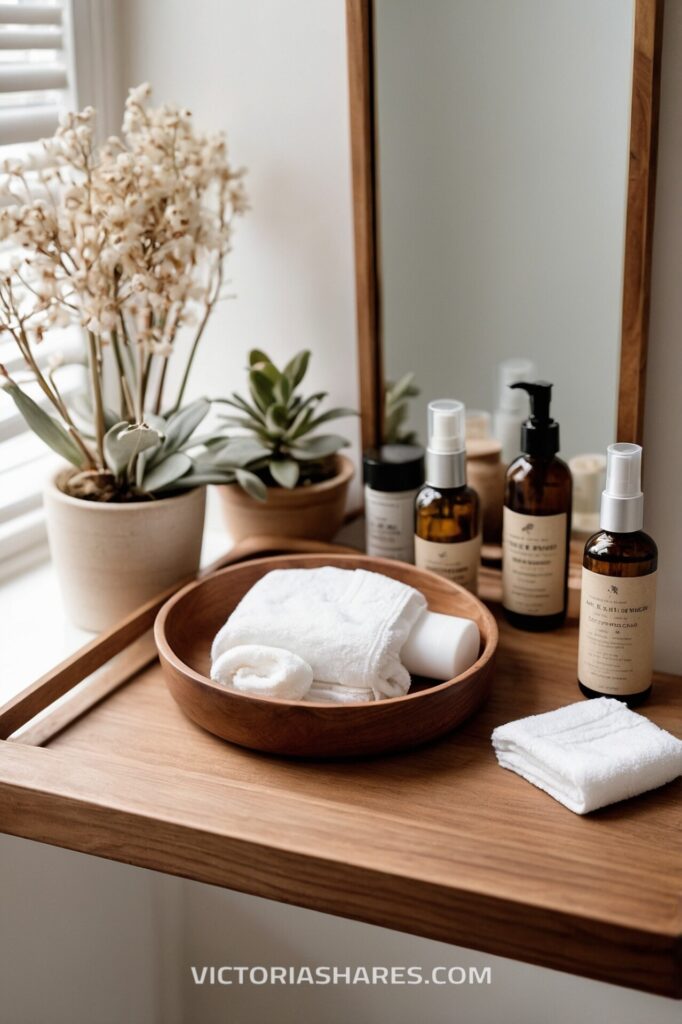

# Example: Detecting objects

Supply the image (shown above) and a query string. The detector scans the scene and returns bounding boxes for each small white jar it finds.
[363,444,425,563]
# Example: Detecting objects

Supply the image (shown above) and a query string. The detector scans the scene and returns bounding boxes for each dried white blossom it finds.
[0,85,247,368]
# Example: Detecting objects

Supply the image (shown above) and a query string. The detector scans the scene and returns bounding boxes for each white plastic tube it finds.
[401,610,480,680]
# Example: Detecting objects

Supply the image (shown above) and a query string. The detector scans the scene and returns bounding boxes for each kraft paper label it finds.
[414,534,481,593]
[502,508,567,615]
[578,568,657,695]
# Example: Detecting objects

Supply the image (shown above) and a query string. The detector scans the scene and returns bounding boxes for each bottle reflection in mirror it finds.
[466,409,505,546]
[569,453,606,537]
[493,357,536,464]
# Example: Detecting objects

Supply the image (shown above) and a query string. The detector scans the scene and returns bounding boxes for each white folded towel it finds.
[211,566,427,701]
[304,681,375,705]
[492,697,682,814]
[211,644,314,700]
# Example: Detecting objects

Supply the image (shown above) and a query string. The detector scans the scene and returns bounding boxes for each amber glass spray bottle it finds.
[578,443,657,707]
[502,382,572,630]
[415,400,481,593]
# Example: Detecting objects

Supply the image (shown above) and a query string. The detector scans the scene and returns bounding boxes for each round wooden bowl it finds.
[155,554,498,758]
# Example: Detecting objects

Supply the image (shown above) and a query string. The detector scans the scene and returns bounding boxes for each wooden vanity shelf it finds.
[0,537,679,998]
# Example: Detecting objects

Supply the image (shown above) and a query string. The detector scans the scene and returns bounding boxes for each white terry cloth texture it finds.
[304,680,375,705]
[491,697,682,814]
[211,566,427,702]
[211,644,313,700]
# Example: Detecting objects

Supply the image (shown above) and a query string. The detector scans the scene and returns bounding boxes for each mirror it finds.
[374,0,635,461]
[346,0,661,472]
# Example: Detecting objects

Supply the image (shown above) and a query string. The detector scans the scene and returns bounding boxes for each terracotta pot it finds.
[217,454,354,543]
[44,473,206,632]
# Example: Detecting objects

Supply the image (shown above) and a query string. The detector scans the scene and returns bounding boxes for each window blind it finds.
[0,0,81,579]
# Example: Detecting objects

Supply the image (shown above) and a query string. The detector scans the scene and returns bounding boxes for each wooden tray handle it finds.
[0,534,360,740]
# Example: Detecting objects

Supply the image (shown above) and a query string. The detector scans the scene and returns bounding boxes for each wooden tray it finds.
[0,535,680,998]
[155,554,497,757]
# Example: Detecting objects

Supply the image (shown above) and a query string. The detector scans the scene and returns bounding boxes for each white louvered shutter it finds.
[0,0,83,579]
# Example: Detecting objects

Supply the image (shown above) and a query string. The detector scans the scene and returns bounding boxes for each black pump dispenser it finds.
[511,381,559,458]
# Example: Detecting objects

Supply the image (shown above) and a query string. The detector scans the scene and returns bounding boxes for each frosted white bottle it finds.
[363,445,425,563]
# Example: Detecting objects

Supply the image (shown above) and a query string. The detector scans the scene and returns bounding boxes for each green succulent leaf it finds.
[386,372,419,404]
[215,394,266,426]
[142,452,192,493]
[141,412,167,433]
[269,458,300,489]
[249,349,272,367]
[384,372,419,444]
[173,469,237,488]
[301,406,357,433]
[104,422,163,476]
[273,375,291,405]
[154,397,209,459]
[284,392,327,439]
[215,414,262,430]
[236,468,268,502]
[1,380,84,467]
[204,437,272,469]
[255,361,281,386]
[284,433,349,460]
[265,403,288,435]
[249,369,275,412]
[283,350,310,389]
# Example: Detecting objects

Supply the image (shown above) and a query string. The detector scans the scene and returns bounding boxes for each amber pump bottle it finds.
[502,382,572,630]
[578,443,657,707]
[415,400,481,593]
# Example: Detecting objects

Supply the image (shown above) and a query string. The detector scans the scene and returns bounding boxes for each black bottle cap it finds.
[363,444,425,492]
[511,381,560,457]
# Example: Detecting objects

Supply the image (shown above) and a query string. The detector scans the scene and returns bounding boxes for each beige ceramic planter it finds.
[217,454,354,543]
[44,473,206,632]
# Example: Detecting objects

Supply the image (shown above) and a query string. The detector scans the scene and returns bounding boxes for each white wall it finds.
[0,834,184,1024]
[117,0,361,505]
[375,0,633,459]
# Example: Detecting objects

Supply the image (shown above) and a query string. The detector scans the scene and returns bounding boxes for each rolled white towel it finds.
[492,697,682,814]
[211,644,313,700]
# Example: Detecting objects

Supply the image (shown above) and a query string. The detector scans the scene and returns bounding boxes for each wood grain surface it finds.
[346,0,384,449]
[0,605,680,996]
[618,0,664,443]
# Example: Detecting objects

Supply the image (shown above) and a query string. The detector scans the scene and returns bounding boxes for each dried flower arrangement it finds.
[0,84,249,501]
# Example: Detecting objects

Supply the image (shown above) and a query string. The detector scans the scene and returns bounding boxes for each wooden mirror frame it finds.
[346,0,664,451]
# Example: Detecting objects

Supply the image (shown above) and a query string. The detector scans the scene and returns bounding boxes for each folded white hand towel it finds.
[491,697,682,814]
[211,644,313,700]
[211,567,427,701]
[304,681,375,705]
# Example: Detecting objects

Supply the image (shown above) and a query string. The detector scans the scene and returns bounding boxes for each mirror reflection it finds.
[375,0,635,462]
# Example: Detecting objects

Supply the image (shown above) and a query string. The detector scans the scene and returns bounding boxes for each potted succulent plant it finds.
[214,349,356,542]
[0,85,248,630]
